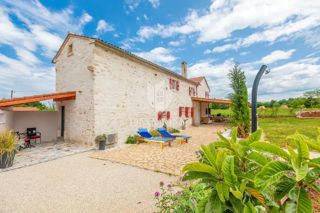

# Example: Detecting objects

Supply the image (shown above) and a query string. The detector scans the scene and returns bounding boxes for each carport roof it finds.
[0,91,76,107]
[192,97,231,104]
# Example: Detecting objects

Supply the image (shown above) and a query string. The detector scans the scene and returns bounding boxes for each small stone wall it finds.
[296,110,320,118]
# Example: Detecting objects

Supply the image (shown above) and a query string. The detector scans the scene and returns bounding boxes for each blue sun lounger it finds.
[137,128,173,149]
[157,128,191,144]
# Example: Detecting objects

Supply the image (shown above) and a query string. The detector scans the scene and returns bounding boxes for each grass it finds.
[211,108,319,117]
[259,117,320,146]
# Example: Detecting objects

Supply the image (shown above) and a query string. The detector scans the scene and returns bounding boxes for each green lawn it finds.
[259,117,320,146]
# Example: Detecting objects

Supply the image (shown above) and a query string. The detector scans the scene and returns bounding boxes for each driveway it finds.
[0,152,175,213]
[91,124,226,176]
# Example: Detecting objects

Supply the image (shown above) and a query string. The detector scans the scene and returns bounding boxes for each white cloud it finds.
[148,0,160,8]
[169,39,185,47]
[96,20,114,34]
[0,0,92,98]
[189,56,320,101]
[261,49,296,64]
[134,47,176,64]
[135,0,320,50]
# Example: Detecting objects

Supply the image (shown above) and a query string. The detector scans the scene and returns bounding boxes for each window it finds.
[169,78,180,91]
[67,43,73,56]
[189,87,196,96]
[205,91,209,98]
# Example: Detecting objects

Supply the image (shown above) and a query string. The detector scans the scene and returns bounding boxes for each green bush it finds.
[156,128,320,212]
[95,134,106,143]
[125,135,138,144]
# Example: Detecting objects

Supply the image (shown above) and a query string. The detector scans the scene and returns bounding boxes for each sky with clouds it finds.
[0,0,319,101]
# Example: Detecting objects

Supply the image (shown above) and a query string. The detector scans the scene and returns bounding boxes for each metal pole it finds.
[251,65,268,132]
[10,90,14,99]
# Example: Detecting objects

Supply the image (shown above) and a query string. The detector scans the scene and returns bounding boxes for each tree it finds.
[304,89,320,98]
[228,64,250,137]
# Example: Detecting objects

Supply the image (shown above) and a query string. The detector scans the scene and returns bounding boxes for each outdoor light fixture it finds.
[251,65,269,133]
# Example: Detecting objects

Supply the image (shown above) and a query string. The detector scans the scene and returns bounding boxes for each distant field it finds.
[259,117,320,146]
[210,108,320,146]
[211,108,319,117]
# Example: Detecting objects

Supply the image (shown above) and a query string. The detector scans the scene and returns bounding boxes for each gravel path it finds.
[0,152,176,213]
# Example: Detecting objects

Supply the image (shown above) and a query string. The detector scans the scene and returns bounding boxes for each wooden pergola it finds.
[0,91,76,107]
[191,97,231,104]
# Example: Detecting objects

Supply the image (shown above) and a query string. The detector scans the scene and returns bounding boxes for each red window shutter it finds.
[167,111,170,120]
[191,107,194,118]
[158,112,162,121]
[179,107,183,117]
[185,107,189,117]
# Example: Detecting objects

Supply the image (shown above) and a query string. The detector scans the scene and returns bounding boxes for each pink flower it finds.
[154,191,160,197]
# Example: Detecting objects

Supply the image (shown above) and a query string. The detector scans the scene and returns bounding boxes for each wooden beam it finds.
[192,97,231,104]
[0,91,76,107]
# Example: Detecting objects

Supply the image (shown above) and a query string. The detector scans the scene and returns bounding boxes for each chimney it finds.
[181,61,187,78]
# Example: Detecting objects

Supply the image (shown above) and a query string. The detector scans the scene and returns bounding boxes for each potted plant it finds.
[95,134,107,150]
[0,130,17,169]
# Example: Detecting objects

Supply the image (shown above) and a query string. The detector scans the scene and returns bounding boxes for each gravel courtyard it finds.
[91,124,226,176]
[0,152,175,213]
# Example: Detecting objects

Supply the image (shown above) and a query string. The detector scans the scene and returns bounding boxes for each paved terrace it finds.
[91,124,227,176]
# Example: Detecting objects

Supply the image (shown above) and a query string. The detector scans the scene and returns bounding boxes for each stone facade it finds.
[54,34,211,146]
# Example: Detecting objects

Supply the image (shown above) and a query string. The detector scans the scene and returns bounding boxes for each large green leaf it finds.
[246,151,269,166]
[214,141,230,148]
[295,163,308,182]
[217,132,229,144]
[182,171,217,181]
[182,162,217,174]
[230,128,237,144]
[222,155,238,187]
[201,144,216,168]
[288,133,320,152]
[287,134,310,165]
[296,187,312,213]
[244,202,257,213]
[274,178,295,200]
[255,161,292,189]
[216,182,226,203]
[250,142,290,161]
[310,157,320,164]
[247,129,262,144]
[305,167,320,183]
[215,150,226,172]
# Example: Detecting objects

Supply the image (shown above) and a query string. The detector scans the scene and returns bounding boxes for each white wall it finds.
[13,112,58,142]
[197,79,210,98]
[0,110,13,131]
[55,36,96,145]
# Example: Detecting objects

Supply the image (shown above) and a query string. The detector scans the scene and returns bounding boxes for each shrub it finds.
[125,135,138,144]
[0,130,16,153]
[95,134,106,143]
[154,181,210,212]
[178,128,320,212]
[228,64,250,137]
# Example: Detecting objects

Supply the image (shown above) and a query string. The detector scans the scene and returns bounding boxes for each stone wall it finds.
[92,45,198,144]
[55,37,96,145]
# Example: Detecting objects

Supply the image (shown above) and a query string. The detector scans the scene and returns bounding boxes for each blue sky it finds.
[0,0,319,101]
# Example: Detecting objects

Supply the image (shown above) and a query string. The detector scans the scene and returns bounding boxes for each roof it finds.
[190,76,211,92]
[190,77,205,83]
[192,97,231,104]
[53,33,198,85]
[0,91,76,107]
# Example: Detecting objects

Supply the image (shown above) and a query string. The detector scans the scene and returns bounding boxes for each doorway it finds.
[61,106,65,137]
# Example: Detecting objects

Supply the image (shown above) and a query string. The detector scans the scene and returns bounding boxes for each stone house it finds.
[52,33,221,146]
